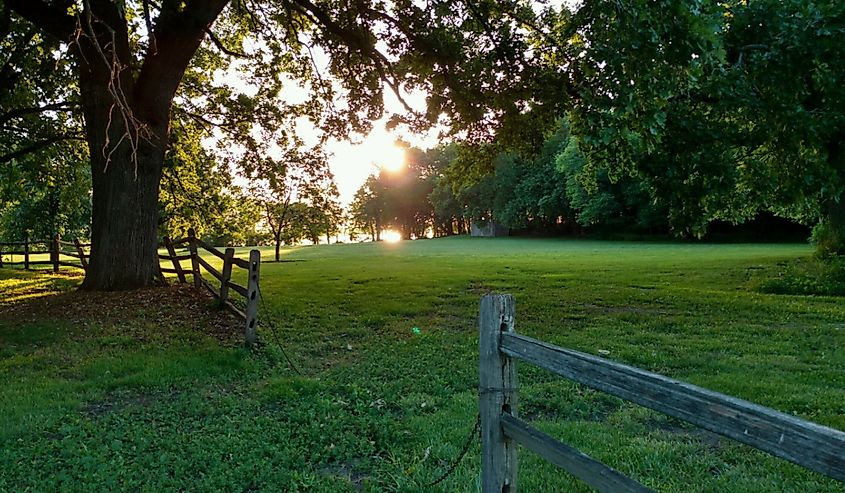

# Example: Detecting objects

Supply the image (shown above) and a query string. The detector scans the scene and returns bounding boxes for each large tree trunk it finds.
[820,133,845,256]
[81,140,165,290]
[827,198,845,253]
[74,3,168,290]
[68,0,228,290]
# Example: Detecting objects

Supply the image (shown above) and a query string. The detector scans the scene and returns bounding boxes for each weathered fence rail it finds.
[479,294,845,492]
[2,230,261,345]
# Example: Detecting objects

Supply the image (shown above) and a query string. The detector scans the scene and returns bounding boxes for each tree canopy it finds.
[568,0,845,251]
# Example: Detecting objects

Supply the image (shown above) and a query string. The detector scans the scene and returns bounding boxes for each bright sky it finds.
[325,127,409,204]
[275,81,440,205]
[212,50,439,206]
[323,0,576,204]
[323,90,440,204]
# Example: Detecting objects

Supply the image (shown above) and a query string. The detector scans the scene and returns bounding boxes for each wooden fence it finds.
[0,236,89,272]
[1,229,261,345]
[159,228,261,345]
[479,294,845,492]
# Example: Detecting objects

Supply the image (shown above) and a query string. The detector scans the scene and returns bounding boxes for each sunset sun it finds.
[382,230,402,243]
[375,144,406,172]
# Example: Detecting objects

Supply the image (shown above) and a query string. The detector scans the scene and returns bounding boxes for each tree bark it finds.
[81,137,166,290]
[72,0,228,290]
[827,198,845,251]
[7,0,230,290]
[76,1,167,290]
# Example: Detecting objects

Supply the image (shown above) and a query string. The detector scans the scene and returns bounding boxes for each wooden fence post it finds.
[154,240,169,287]
[219,247,235,306]
[74,238,88,271]
[480,294,519,493]
[23,235,29,270]
[187,228,201,289]
[52,234,60,273]
[164,236,187,283]
[244,249,261,346]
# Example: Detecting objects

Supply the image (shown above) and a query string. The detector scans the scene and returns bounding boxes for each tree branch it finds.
[134,0,230,126]
[175,107,250,131]
[0,134,85,164]
[0,101,78,127]
[290,0,417,114]
[142,0,158,54]
[5,0,75,40]
[204,26,247,58]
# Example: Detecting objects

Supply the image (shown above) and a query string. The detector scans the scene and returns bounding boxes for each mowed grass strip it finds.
[0,238,842,492]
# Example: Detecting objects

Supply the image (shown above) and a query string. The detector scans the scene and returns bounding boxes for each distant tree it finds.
[252,150,331,261]
[278,202,309,246]
[0,146,91,242]
[559,137,667,234]
[349,175,384,241]
[302,176,342,244]
[158,118,234,240]
[456,173,497,226]
[433,120,665,236]
[201,192,266,247]
[349,150,444,241]
[421,145,466,236]
[300,204,327,245]
[382,153,434,239]
[429,126,573,234]
[429,178,465,236]
[492,124,573,232]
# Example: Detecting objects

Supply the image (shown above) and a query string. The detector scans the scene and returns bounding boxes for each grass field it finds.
[1,237,843,492]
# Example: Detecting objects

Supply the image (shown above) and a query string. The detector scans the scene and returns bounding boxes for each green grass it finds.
[1,238,843,492]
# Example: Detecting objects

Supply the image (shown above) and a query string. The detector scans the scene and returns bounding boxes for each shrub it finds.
[812,220,845,259]
[758,257,845,296]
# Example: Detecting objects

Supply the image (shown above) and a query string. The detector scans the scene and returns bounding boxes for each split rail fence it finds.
[0,229,261,345]
[479,294,845,492]
[0,236,89,272]
[159,228,261,345]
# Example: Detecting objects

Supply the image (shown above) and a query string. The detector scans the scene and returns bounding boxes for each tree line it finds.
[347,121,670,241]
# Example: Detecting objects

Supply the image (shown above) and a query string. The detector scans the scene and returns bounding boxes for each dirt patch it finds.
[0,281,244,343]
[645,416,724,450]
[82,393,158,417]
[316,459,370,490]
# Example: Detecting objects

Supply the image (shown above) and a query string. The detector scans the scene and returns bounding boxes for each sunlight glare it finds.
[383,230,402,243]
[377,144,406,172]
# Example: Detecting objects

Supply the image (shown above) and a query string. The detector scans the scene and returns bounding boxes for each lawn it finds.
[0,237,842,492]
